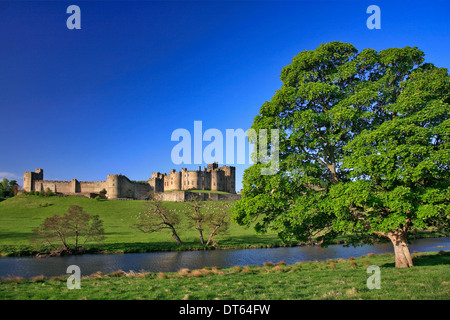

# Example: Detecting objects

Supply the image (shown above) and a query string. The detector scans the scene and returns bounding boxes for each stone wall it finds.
[23,163,237,200]
[153,191,241,202]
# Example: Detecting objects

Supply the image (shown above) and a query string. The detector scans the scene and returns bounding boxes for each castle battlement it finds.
[23,162,236,200]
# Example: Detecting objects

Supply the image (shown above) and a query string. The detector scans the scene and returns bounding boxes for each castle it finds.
[23,163,236,200]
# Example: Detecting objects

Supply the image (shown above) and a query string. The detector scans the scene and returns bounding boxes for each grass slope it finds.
[1,251,449,300]
[0,195,281,256]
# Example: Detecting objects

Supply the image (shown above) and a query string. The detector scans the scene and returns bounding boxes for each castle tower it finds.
[23,172,33,192]
[207,162,219,172]
[166,170,181,191]
[23,168,44,192]
[106,174,120,199]
[35,169,43,180]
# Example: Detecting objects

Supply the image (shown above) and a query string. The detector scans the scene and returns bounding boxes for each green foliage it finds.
[0,178,19,198]
[44,188,54,197]
[233,42,450,253]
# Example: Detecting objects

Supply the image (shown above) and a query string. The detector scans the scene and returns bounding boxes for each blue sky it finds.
[0,0,449,191]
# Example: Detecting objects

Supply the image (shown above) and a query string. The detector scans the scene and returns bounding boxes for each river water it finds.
[0,237,448,279]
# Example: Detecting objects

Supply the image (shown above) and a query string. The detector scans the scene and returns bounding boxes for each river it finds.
[0,237,448,279]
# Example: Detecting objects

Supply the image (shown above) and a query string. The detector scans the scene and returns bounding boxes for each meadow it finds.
[0,194,282,256]
[1,251,449,300]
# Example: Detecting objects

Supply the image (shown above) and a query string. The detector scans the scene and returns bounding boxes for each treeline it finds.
[22,188,55,197]
[0,178,19,200]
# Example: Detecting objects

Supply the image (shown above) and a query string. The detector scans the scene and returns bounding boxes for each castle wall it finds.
[46,181,71,193]
[79,181,107,194]
[185,171,200,190]
[117,176,151,199]
[148,177,164,193]
[154,191,241,202]
[211,170,225,192]
[23,163,236,200]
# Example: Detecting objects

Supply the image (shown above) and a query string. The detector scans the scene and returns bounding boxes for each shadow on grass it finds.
[0,232,33,241]
[381,251,450,268]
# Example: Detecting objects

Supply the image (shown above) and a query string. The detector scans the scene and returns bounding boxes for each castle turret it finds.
[23,172,33,192]
[106,174,120,199]
[23,168,44,192]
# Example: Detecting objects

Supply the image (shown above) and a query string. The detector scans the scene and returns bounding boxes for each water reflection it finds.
[0,237,448,278]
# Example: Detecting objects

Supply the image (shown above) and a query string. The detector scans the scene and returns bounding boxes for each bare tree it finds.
[186,196,206,245]
[185,197,233,246]
[134,200,183,245]
[205,201,232,246]
[31,205,105,255]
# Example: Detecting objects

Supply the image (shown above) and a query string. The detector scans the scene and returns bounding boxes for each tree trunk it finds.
[168,225,183,245]
[198,228,205,245]
[172,231,183,245]
[206,226,220,246]
[388,231,414,268]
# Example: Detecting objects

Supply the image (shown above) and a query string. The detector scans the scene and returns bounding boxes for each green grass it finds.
[0,195,281,256]
[1,251,449,300]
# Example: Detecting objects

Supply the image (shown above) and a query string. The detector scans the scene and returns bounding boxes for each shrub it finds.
[44,188,54,197]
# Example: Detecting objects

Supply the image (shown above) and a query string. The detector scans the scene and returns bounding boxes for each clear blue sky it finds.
[1,0,449,192]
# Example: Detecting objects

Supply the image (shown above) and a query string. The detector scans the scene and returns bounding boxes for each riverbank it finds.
[1,230,448,258]
[1,251,449,300]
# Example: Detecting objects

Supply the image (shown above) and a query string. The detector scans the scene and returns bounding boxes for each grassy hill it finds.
[0,195,281,256]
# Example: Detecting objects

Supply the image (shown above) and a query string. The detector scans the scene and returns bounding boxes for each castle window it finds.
[192,181,194,185]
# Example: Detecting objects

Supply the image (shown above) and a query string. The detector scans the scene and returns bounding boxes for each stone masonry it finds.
[23,162,236,200]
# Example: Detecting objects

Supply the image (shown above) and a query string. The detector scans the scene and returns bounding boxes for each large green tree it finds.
[232,42,450,268]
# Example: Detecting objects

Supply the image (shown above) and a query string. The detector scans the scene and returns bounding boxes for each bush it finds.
[45,188,54,197]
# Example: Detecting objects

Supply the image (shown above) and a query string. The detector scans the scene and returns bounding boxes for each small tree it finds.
[185,197,233,246]
[186,197,207,245]
[204,201,232,246]
[134,200,183,245]
[31,205,105,254]
[44,187,54,197]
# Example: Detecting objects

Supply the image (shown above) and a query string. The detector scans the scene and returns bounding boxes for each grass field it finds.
[1,251,449,300]
[0,194,282,256]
